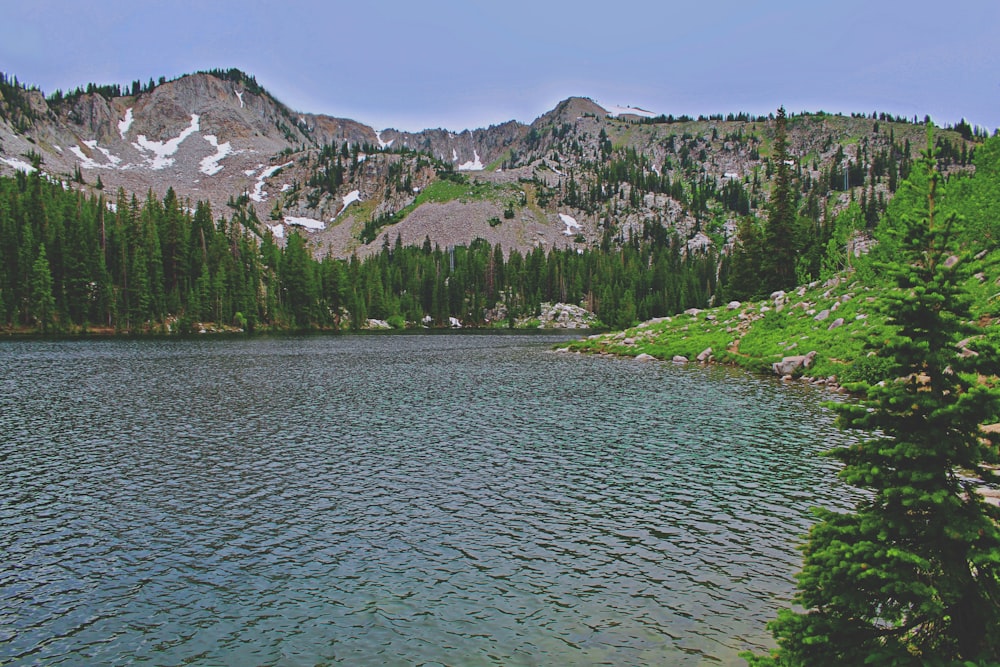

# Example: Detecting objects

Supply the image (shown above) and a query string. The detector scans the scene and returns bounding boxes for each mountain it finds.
[0,69,980,260]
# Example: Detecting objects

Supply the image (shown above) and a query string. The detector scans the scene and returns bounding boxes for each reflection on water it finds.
[0,334,855,665]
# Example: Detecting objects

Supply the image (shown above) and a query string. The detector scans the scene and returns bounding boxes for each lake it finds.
[0,333,856,666]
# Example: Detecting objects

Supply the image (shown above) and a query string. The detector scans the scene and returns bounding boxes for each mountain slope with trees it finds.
[0,69,993,334]
[1,69,984,263]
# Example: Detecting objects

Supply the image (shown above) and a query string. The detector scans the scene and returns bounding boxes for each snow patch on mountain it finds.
[85,140,122,167]
[118,108,134,139]
[605,104,658,119]
[376,130,393,150]
[284,216,325,231]
[342,189,360,209]
[235,90,244,108]
[69,145,101,169]
[1,157,37,173]
[249,161,293,202]
[559,213,582,236]
[133,114,200,170]
[200,135,232,176]
[458,151,483,171]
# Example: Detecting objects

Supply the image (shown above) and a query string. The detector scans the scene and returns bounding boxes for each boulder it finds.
[697,347,713,363]
[727,301,741,310]
[672,355,689,363]
[828,317,845,330]
[635,353,656,362]
[772,351,817,376]
[814,309,830,322]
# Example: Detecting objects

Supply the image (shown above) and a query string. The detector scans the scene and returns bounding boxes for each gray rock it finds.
[772,350,817,376]
[635,353,656,362]
[814,309,830,322]
[828,317,845,330]
[672,355,689,363]
[697,347,713,363]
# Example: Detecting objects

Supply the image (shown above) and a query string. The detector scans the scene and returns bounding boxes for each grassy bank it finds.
[562,263,997,388]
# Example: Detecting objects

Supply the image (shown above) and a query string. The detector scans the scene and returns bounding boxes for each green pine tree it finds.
[762,106,797,293]
[29,243,57,333]
[746,137,1000,666]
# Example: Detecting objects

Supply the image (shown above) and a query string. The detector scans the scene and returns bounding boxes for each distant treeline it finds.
[0,171,723,334]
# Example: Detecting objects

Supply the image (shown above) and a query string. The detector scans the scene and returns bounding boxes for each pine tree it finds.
[762,106,797,293]
[29,243,56,333]
[746,138,1000,666]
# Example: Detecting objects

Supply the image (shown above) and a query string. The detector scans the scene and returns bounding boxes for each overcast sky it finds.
[2,1,997,133]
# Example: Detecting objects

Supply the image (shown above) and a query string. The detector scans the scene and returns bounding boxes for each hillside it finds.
[0,70,982,262]
[560,136,1000,389]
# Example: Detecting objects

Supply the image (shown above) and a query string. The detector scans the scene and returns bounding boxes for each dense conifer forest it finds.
[0,170,726,334]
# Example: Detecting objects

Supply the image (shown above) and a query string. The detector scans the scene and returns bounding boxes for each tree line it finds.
[0,169,723,334]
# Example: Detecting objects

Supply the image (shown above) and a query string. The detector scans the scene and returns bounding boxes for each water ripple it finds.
[0,334,857,666]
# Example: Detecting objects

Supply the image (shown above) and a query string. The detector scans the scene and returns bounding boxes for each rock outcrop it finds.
[773,351,818,377]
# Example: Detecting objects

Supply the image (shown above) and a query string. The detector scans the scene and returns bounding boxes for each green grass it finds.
[358,177,527,244]
[565,276,896,382]
[565,247,1000,388]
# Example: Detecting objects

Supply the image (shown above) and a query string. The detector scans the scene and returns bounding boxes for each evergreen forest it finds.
[0,169,725,334]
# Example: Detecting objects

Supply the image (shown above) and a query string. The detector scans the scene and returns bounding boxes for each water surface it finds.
[0,333,855,665]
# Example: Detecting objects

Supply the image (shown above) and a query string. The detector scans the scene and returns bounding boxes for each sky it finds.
[1,1,997,134]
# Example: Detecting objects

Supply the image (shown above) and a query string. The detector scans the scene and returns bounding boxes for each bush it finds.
[836,352,895,385]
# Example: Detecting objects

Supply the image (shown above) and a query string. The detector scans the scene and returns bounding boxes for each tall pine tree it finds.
[747,137,1000,666]
[762,106,797,293]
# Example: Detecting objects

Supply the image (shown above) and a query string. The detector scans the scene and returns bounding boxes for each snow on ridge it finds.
[118,108,134,139]
[200,135,232,176]
[375,130,393,150]
[249,161,293,202]
[133,114,200,170]
[235,90,244,109]
[559,213,582,236]
[1,157,37,174]
[457,150,484,171]
[284,215,325,231]
[605,104,658,119]
[269,223,284,238]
